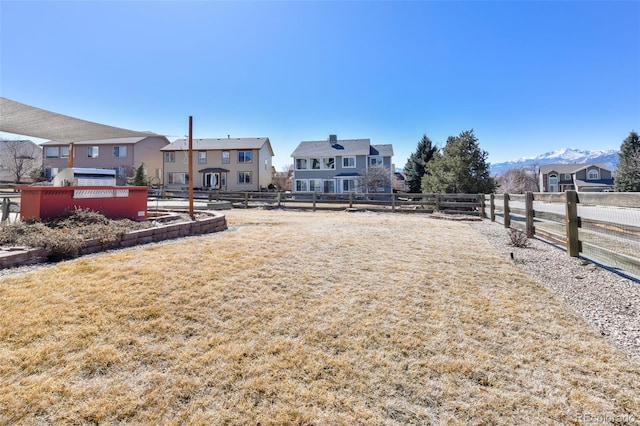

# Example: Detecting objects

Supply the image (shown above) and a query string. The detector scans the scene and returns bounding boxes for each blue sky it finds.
[1,0,639,171]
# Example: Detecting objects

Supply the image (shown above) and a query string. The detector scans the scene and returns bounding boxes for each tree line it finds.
[404,130,640,194]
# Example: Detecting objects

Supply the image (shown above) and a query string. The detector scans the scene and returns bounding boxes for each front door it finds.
[204,173,220,189]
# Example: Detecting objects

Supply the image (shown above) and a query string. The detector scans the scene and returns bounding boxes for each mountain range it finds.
[489,148,620,176]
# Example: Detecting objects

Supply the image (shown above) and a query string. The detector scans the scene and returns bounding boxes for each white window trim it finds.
[295,158,309,170]
[238,171,252,184]
[88,146,99,158]
[587,169,599,180]
[342,156,356,168]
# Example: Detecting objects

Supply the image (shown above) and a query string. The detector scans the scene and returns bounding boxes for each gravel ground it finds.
[469,219,640,359]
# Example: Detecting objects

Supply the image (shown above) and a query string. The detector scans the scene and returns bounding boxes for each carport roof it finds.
[0,97,157,143]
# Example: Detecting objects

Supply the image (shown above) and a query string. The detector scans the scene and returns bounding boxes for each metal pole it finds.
[188,116,194,219]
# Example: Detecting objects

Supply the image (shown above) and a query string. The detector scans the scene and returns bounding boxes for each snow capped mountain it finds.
[490,148,619,176]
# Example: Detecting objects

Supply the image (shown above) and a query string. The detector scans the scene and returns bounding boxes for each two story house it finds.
[161,137,274,191]
[291,135,394,194]
[538,163,614,192]
[41,135,169,185]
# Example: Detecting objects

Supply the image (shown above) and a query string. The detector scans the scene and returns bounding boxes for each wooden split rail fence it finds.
[484,191,640,279]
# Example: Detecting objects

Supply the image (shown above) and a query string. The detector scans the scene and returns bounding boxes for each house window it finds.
[324,180,335,193]
[113,146,127,158]
[309,179,323,192]
[238,171,252,184]
[342,179,357,193]
[115,166,126,178]
[44,167,59,179]
[311,158,321,169]
[60,146,69,158]
[238,151,252,163]
[322,157,335,170]
[87,146,99,158]
[222,151,230,164]
[563,173,571,181]
[198,151,207,164]
[369,157,383,166]
[168,172,188,185]
[295,158,308,170]
[342,156,356,168]
[45,147,59,158]
[548,174,558,192]
[164,152,175,163]
[295,179,308,192]
[587,169,599,180]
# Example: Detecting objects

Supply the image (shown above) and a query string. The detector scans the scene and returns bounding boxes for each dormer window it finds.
[587,169,599,180]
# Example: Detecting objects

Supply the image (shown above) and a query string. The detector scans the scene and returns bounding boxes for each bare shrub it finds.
[508,227,529,248]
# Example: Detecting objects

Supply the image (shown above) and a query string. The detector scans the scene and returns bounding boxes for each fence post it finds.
[349,193,353,208]
[525,191,534,238]
[277,191,282,209]
[312,192,317,212]
[244,192,249,209]
[435,194,440,212]
[490,193,495,222]
[392,193,396,212]
[503,193,511,228]
[565,190,580,257]
[479,194,485,218]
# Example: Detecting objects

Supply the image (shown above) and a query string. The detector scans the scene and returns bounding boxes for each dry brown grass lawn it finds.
[1,209,638,425]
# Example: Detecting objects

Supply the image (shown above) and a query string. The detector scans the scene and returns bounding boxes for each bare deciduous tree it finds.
[271,164,292,191]
[497,166,539,194]
[0,140,41,183]
[358,164,392,193]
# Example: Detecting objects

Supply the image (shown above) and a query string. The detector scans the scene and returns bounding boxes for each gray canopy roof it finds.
[0,97,156,143]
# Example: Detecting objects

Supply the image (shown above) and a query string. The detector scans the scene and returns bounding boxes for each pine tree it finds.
[129,163,151,186]
[403,134,437,193]
[614,131,640,192]
[421,129,496,194]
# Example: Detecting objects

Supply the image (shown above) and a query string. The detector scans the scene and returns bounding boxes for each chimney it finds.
[329,134,337,145]
[227,134,230,139]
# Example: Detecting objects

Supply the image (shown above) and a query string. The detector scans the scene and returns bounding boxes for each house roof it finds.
[162,137,273,156]
[334,172,362,177]
[198,167,230,173]
[370,144,394,157]
[539,163,610,175]
[41,136,168,146]
[0,97,157,143]
[574,179,614,188]
[291,139,375,157]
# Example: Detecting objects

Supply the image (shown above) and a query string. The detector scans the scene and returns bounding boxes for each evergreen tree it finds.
[614,131,640,192]
[421,129,496,194]
[129,163,151,186]
[403,134,437,193]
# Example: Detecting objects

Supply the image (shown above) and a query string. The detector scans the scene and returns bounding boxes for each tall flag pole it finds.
[188,116,194,219]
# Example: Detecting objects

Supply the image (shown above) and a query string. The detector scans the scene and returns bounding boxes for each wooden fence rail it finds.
[182,190,484,215]
[484,191,640,279]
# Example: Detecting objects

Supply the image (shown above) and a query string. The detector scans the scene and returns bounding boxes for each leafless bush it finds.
[508,227,529,248]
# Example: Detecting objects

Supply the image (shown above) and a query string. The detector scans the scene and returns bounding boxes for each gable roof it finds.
[539,163,611,175]
[41,136,168,146]
[370,144,394,157]
[291,139,377,157]
[162,137,273,155]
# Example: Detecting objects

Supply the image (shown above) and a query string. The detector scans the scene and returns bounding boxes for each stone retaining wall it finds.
[0,213,227,269]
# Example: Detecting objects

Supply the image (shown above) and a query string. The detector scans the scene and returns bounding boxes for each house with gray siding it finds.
[291,135,394,194]
[538,163,614,192]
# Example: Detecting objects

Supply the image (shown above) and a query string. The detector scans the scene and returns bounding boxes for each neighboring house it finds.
[161,137,274,191]
[538,163,614,192]
[0,139,42,183]
[41,136,169,185]
[291,134,394,194]
[393,171,407,192]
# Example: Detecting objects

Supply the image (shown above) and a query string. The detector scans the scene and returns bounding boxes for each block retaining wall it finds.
[0,213,227,269]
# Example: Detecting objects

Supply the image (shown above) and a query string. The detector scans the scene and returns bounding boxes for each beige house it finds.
[41,136,169,185]
[161,137,274,191]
